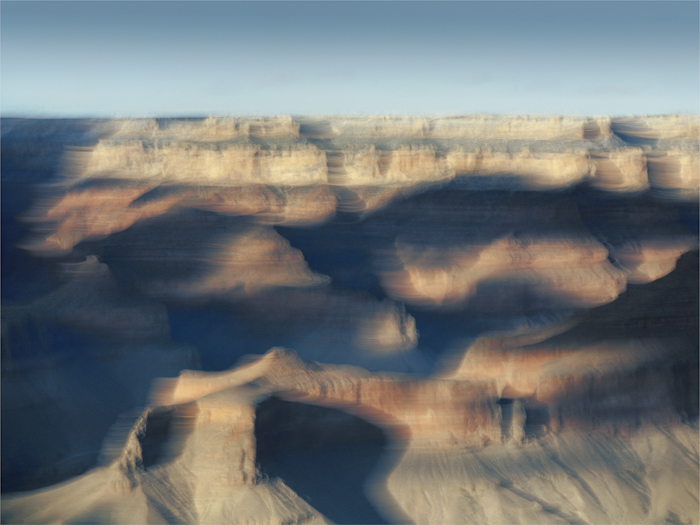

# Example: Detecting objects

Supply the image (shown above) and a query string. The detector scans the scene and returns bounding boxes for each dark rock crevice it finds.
[254,396,391,524]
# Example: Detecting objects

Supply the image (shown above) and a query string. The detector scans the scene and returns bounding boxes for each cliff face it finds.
[13,114,698,256]
[1,115,697,524]
[4,340,697,524]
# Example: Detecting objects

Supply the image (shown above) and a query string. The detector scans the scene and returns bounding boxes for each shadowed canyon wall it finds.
[1,115,698,524]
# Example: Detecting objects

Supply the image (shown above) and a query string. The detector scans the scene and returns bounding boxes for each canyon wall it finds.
[2,115,697,524]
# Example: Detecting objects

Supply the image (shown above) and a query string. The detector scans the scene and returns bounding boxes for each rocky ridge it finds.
[1,115,697,524]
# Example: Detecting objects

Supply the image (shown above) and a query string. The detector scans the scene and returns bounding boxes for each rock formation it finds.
[1,115,697,524]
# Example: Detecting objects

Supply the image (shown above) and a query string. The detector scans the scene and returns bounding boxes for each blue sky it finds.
[2,1,698,116]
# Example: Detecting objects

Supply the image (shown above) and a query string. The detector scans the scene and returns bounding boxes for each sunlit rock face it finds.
[374,191,629,313]
[2,115,698,524]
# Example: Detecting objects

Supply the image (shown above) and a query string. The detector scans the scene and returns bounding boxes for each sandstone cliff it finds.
[2,115,697,524]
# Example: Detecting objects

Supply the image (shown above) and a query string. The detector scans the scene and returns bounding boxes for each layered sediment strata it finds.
[4,329,696,524]
[298,115,612,141]
[69,142,328,186]
[1,347,500,523]
[18,114,699,255]
[154,347,501,447]
[610,236,698,284]
[1,255,200,493]
[646,149,700,198]
[2,391,329,525]
[610,114,700,142]
[2,115,697,524]
[144,224,331,301]
[588,148,649,193]
[3,255,170,341]
[379,233,627,311]
[443,248,699,433]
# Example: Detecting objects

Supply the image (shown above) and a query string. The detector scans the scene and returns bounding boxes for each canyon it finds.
[1,115,698,524]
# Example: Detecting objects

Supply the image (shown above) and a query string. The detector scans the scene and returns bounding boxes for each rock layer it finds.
[17,114,699,255]
[2,115,697,524]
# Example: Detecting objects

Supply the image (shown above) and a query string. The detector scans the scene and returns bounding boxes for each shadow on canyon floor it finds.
[254,397,396,524]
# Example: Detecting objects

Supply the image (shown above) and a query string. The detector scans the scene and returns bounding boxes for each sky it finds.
[1,1,698,117]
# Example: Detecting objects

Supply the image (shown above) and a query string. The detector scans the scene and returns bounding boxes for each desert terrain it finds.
[1,114,698,524]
